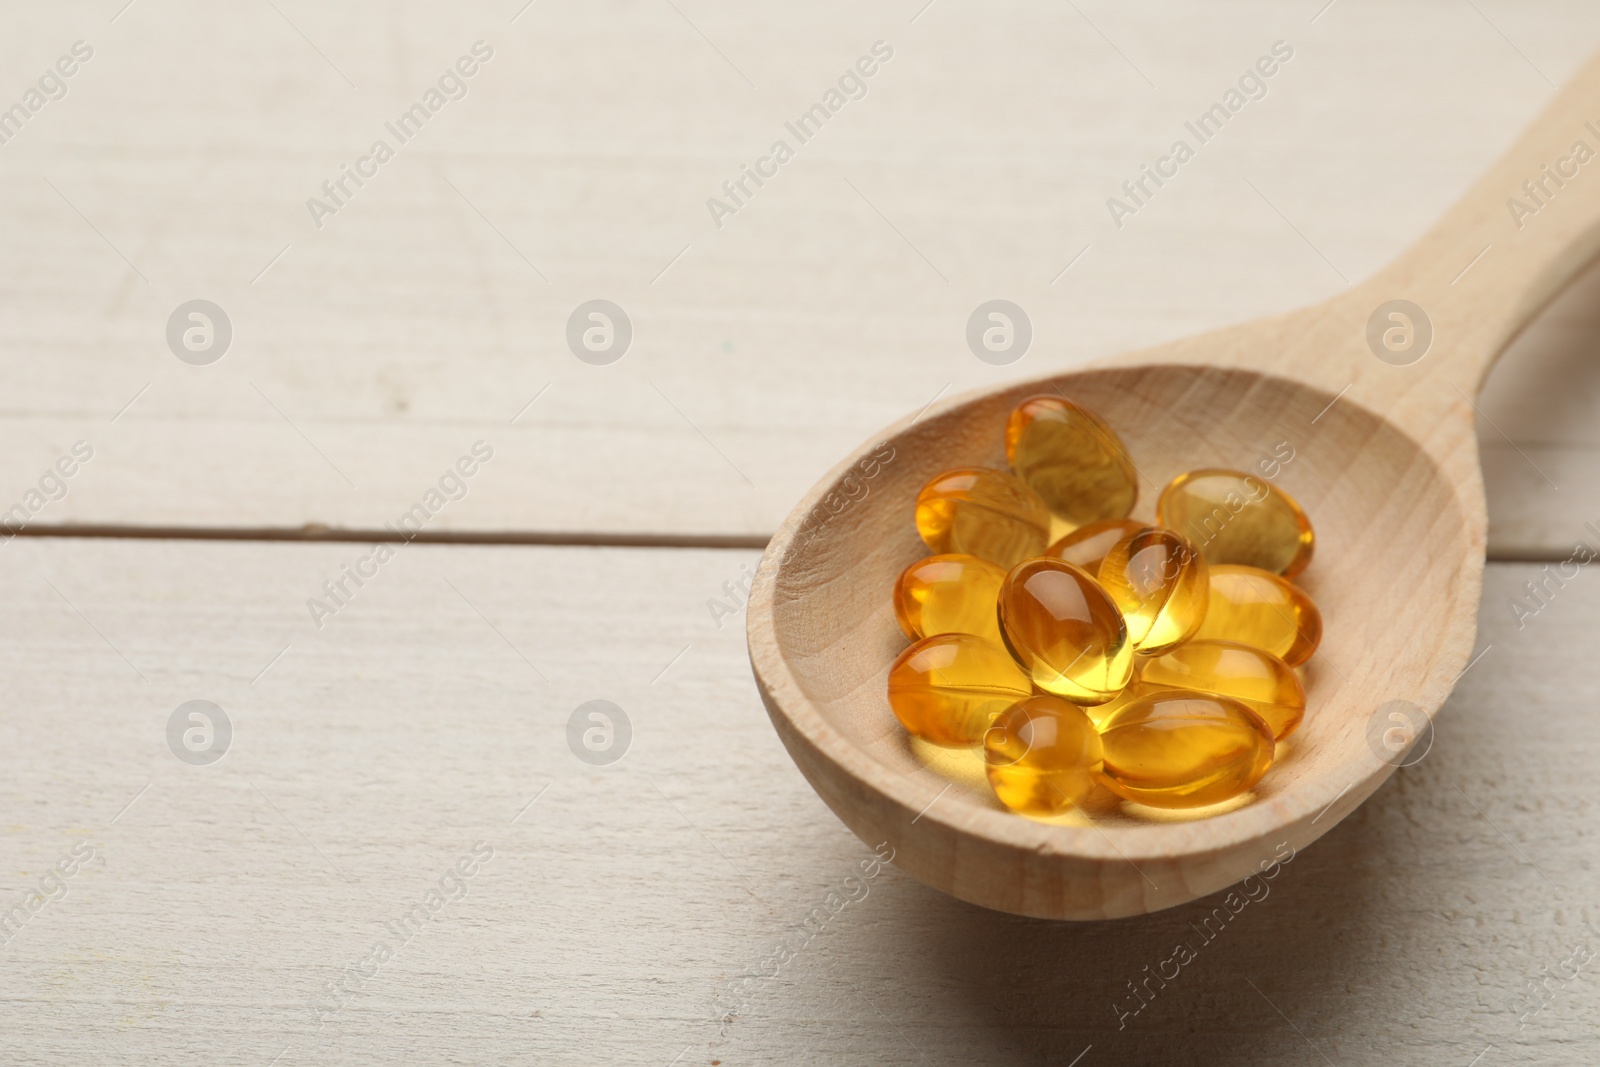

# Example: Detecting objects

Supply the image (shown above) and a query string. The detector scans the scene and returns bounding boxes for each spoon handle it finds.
[1361,48,1600,403]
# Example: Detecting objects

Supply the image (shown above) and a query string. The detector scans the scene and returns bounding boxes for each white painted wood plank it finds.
[0,2,1596,553]
[1480,256,1600,557]
[0,538,1594,1064]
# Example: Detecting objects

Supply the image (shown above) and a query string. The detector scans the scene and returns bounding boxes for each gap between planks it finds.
[0,523,767,550]
[0,522,1568,562]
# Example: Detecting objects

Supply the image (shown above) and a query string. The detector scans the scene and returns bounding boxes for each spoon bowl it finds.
[750,358,1473,919]
[749,50,1600,918]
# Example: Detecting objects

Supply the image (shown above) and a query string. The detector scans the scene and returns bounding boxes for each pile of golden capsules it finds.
[888,394,1320,817]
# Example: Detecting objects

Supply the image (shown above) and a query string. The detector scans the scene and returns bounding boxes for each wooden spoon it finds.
[747,54,1600,920]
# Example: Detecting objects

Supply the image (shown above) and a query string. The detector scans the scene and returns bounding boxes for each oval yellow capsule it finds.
[984,695,1104,816]
[887,633,1033,746]
[1193,565,1322,667]
[1097,526,1209,655]
[892,554,1007,643]
[997,558,1133,704]
[1044,517,1145,575]
[914,467,1050,569]
[1004,395,1137,524]
[1078,679,1163,730]
[1156,468,1314,577]
[1138,639,1306,740]
[1097,691,1275,809]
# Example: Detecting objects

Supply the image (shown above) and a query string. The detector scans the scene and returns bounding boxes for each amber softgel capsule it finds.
[892,554,1008,644]
[1077,679,1162,729]
[1004,396,1137,525]
[1044,518,1145,575]
[984,695,1103,816]
[1096,526,1209,656]
[1192,564,1322,667]
[1138,639,1306,740]
[887,633,1033,746]
[889,404,1324,824]
[915,467,1051,569]
[1157,468,1314,577]
[997,558,1133,704]
[1096,691,1275,809]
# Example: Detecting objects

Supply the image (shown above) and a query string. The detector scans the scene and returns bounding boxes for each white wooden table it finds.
[3,2,1599,1063]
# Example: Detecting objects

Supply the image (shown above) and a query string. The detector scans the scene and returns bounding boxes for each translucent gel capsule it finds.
[1156,468,1314,577]
[1096,526,1209,656]
[887,633,1033,746]
[892,554,1008,644]
[1044,518,1145,575]
[1194,565,1322,667]
[1097,692,1275,809]
[997,558,1133,704]
[1004,395,1137,525]
[1079,679,1162,729]
[1138,639,1306,740]
[915,467,1051,569]
[984,695,1104,816]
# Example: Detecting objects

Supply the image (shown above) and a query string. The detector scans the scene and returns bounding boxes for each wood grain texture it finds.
[0,538,1594,1065]
[3,0,1600,1060]
[0,1,1595,551]
[1481,254,1600,556]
